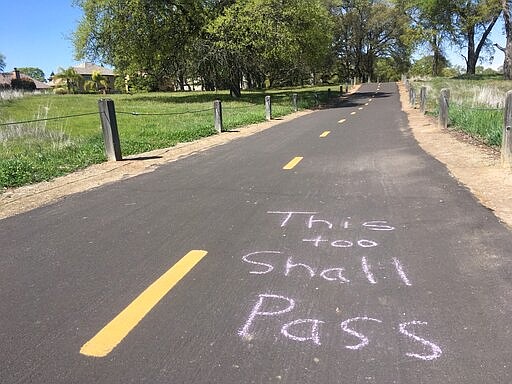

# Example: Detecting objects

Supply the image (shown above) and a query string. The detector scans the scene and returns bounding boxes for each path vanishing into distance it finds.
[1,83,512,383]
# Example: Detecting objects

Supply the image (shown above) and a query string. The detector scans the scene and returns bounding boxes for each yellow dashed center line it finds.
[358,107,364,110]
[350,112,357,115]
[319,131,330,138]
[80,250,208,358]
[338,118,346,124]
[283,156,303,170]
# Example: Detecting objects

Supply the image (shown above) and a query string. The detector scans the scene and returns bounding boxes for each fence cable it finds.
[0,112,99,127]
[117,108,213,117]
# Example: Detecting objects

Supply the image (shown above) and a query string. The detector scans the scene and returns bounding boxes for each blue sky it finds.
[0,0,507,81]
[1,0,83,79]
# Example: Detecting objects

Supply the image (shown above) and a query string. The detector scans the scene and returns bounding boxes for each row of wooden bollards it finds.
[99,89,344,162]
[403,79,512,169]
[98,97,288,162]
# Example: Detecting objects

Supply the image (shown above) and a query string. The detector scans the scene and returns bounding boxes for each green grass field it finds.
[410,76,512,147]
[0,86,335,189]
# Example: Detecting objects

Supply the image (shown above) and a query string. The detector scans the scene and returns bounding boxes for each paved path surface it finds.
[1,83,512,383]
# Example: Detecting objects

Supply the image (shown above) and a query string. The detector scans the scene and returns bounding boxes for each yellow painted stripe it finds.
[338,118,346,124]
[319,131,330,138]
[80,250,208,357]
[283,156,303,170]
[350,112,357,115]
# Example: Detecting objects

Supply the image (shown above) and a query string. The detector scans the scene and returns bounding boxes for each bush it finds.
[11,78,36,91]
[53,87,68,95]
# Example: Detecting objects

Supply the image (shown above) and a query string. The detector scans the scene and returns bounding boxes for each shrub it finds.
[53,87,68,95]
[11,78,36,91]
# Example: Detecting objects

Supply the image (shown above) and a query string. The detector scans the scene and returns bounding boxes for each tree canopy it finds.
[17,67,46,82]
[72,0,507,92]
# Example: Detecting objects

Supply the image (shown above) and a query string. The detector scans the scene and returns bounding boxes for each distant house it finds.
[0,68,51,91]
[73,62,116,92]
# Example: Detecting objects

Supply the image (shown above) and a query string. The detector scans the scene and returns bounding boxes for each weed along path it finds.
[1,83,512,383]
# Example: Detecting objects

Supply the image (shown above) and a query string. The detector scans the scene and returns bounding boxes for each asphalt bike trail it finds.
[1,83,511,383]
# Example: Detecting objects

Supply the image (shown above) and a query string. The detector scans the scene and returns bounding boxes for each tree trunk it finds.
[467,14,500,75]
[466,28,477,75]
[431,34,442,76]
[229,80,241,98]
[503,0,512,80]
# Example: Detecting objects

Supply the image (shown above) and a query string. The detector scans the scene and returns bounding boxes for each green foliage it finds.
[399,0,456,76]
[53,67,83,94]
[410,55,450,76]
[17,67,46,82]
[84,70,109,93]
[441,67,461,77]
[374,58,404,81]
[205,0,333,92]
[449,107,502,146]
[11,78,36,91]
[73,0,337,93]
[332,0,412,82]
[74,0,204,87]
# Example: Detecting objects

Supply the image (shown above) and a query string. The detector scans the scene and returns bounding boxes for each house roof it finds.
[73,62,116,76]
[0,71,51,89]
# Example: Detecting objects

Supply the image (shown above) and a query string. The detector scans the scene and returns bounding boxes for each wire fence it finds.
[116,108,214,116]
[0,112,100,127]
[0,88,343,189]
[0,93,310,129]
[405,80,507,148]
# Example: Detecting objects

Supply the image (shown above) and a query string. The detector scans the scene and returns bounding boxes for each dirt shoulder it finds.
[398,82,512,229]
[2,84,512,229]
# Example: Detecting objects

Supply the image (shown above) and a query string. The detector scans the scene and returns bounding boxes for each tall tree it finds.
[332,0,412,82]
[399,0,455,76]
[203,0,333,95]
[452,0,502,74]
[73,0,205,90]
[496,0,512,79]
[17,67,46,82]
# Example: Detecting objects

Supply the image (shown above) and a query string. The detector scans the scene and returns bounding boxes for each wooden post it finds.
[420,86,427,114]
[438,88,450,129]
[265,95,272,120]
[502,90,512,168]
[339,85,343,95]
[213,100,223,133]
[98,99,122,161]
[327,88,331,99]
[409,88,416,107]
[314,93,319,106]
[292,93,298,112]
